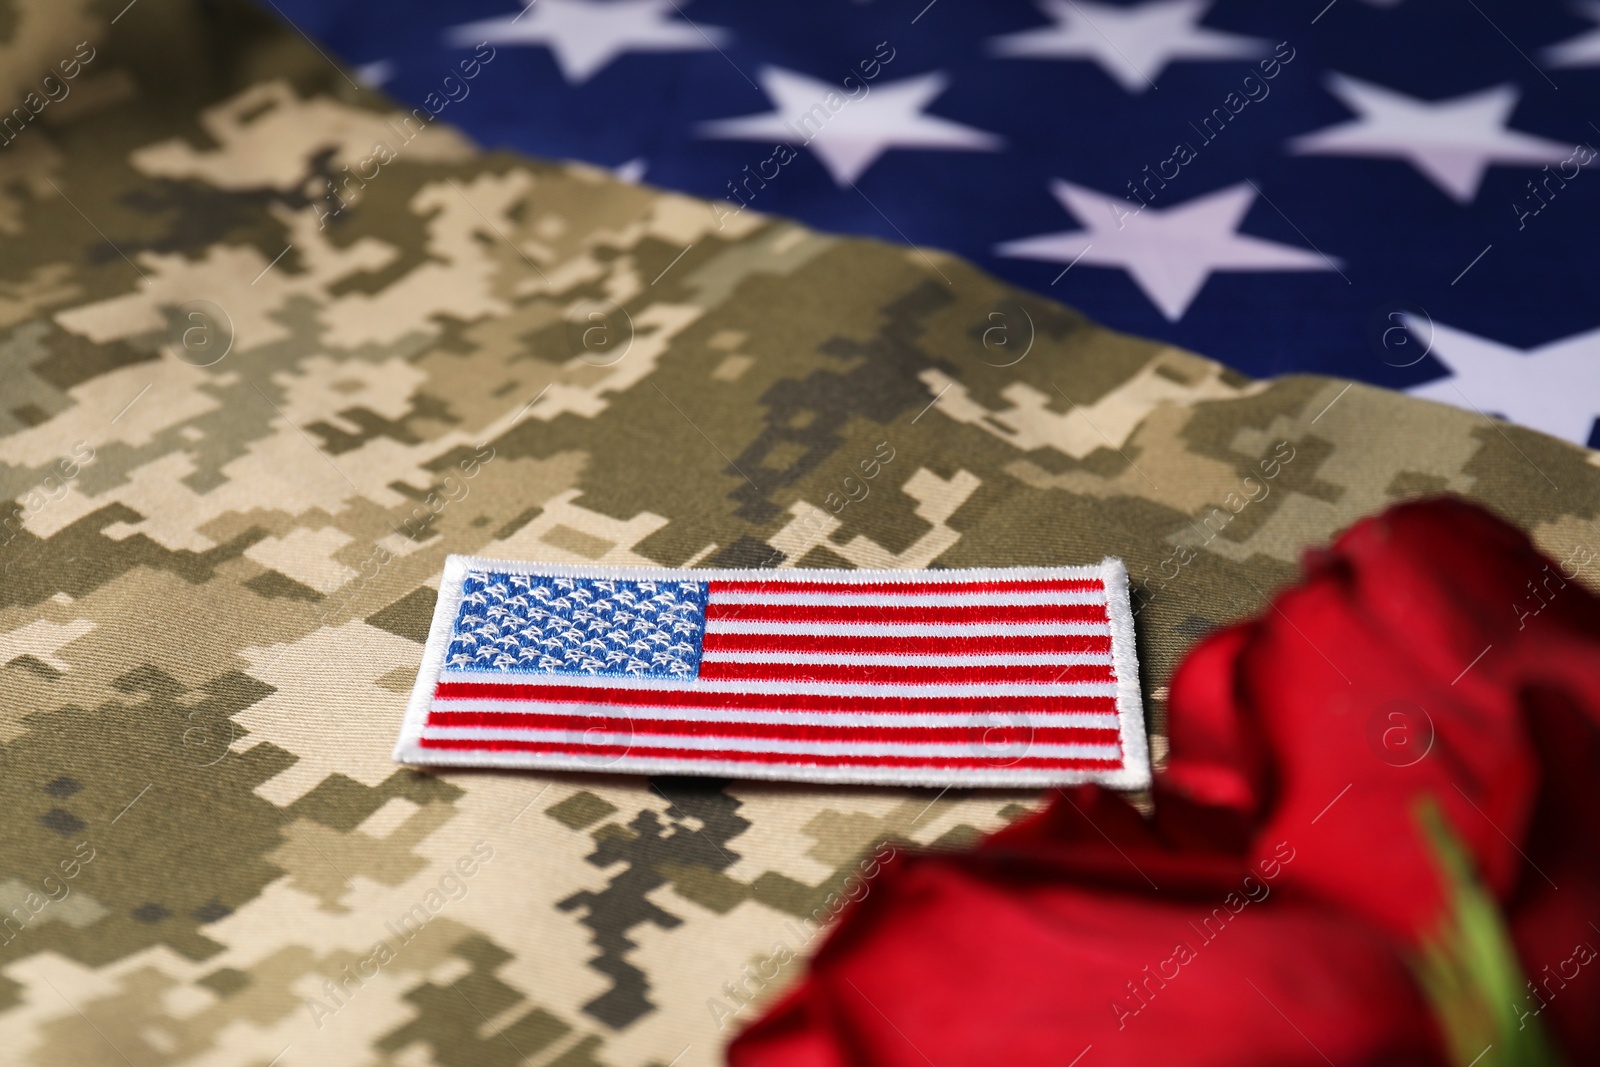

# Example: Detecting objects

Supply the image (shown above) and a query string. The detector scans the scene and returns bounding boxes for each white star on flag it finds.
[1542,1,1600,68]
[353,59,395,87]
[1405,318,1600,446]
[697,68,1001,186]
[443,0,727,84]
[1289,74,1574,202]
[612,158,649,183]
[996,181,1338,321]
[986,0,1269,94]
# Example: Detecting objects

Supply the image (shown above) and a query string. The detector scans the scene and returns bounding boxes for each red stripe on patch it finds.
[695,661,1116,684]
[424,711,1122,746]
[704,603,1109,624]
[416,736,1123,769]
[700,633,1113,655]
[432,683,1118,714]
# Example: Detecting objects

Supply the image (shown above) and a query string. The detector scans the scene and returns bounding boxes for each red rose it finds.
[729,498,1600,1065]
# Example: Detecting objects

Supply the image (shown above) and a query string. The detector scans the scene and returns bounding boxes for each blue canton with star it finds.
[267,0,1600,446]
[445,572,709,677]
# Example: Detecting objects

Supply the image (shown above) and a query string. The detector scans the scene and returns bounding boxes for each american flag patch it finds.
[394,557,1150,789]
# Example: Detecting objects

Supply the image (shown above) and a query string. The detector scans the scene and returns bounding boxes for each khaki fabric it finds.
[1,1,1598,1064]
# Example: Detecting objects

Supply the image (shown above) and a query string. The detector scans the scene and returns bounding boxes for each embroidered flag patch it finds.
[394,557,1150,789]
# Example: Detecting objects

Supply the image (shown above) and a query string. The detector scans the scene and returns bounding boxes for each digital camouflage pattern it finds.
[2,1,1598,1064]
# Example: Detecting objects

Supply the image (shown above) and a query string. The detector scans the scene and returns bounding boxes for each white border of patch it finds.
[394,557,1150,790]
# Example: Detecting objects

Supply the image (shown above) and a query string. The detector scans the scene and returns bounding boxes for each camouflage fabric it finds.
[2,1,1599,1064]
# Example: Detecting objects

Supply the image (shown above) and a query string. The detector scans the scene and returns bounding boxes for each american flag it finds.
[269,0,1600,447]
[395,557,1149,787]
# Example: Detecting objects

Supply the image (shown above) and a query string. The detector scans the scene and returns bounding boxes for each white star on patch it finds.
[1405,318,1600,446]
[1288,74,1573,202]
[697,67,1001,186]
[986,0,1269,94]
[1543,1,1600,68]
[995,181,1338,321]
[443,0,727,84]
